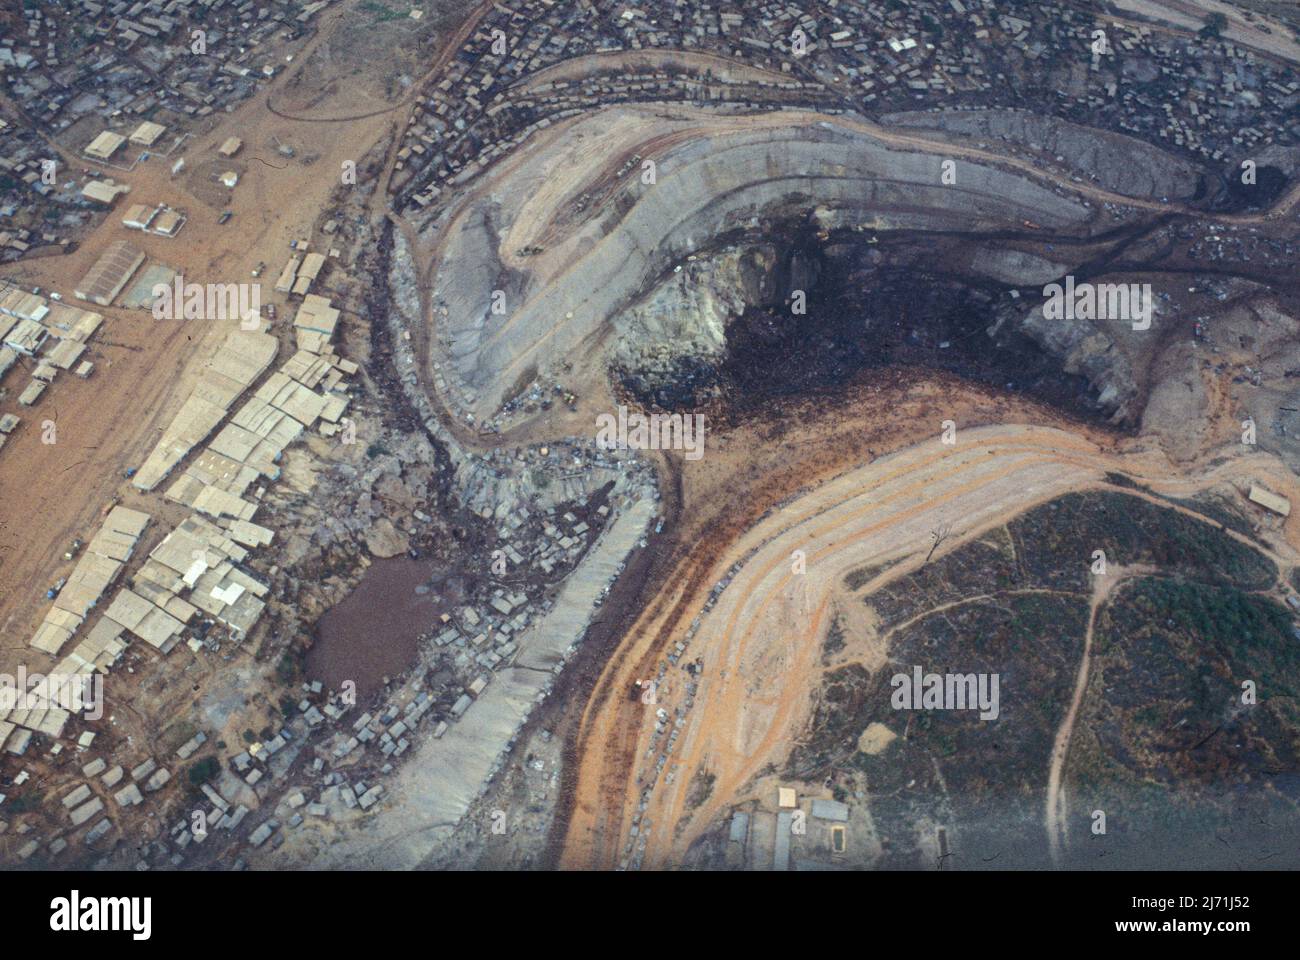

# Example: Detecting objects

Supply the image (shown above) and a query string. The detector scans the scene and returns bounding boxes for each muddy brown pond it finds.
[306,556,439,703]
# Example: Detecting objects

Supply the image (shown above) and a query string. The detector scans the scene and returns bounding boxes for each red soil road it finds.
[559,410,1300,869]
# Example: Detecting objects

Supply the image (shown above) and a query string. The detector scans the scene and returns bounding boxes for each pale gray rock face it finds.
[419,109,1093,422]
[967,247,1072,286]
[1018,302,1139,422]
[880,108,1204,201]
[609,245,775,396]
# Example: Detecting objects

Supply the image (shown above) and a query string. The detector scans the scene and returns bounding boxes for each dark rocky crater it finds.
[613,219,1121,425]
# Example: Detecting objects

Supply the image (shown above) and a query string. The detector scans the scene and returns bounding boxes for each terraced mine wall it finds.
[880,108,1205,201]
[423,109,1094,423]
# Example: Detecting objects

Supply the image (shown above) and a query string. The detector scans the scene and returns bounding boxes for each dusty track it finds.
[559,419,1299,869]
[1044,564,1152,864]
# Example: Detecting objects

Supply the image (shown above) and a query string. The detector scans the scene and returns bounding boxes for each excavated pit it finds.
[616,226,1104,425]
[1217,164,1289,212]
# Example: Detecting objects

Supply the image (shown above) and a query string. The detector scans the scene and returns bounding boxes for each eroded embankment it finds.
[416,105,1104,425]
[558,420,1300,870]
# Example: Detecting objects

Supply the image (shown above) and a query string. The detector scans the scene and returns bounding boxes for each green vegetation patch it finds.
[789,592,1088,868]
[1064,576,1300,868]
[187,756,221,787]
[1009,491,1276,593]
[360,1,404,23]
[801,489,1287,867]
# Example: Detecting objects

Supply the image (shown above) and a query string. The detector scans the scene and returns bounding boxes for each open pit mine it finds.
[2,0,1300,885]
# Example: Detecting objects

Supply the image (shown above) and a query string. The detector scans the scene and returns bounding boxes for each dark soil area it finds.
[1215,163,1289,213]
[625,230,1103,424]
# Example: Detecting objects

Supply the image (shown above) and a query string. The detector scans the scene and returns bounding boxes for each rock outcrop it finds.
[417,105,1095,422]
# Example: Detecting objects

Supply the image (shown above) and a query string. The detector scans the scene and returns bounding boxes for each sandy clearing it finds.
[0,6,410,667]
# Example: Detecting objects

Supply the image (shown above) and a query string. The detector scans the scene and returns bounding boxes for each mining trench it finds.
[545,192,1300,865]
[533,453,685,870]
[365,224,455,484]
[335,176,1294,867]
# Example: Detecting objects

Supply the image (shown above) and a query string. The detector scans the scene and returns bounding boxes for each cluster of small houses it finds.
[8,676,391,866]
[418,501,608,683]
[0,118,85,262]
[724,790,854,871]
[387,0,1297,220]
[0,0,331,263]
[0,238,364,862]
[7,328,348,661]
[8,651,457,866]
[3,0,325,130]
[1,115,191,264]
[181,476,629,863]
[0,147,348,458]
[0,281,104,444]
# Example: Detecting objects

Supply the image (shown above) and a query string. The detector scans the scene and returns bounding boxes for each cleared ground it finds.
[560,410,1300,868]
[0,4,420,665]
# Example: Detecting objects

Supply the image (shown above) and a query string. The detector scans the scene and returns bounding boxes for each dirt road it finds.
[1043,564,1154,865]
[0,6,403,664]
[560,421,1299,869]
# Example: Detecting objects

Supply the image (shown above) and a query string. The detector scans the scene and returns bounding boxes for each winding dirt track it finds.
[559,425,1300,869]
[1044,564,1151,865]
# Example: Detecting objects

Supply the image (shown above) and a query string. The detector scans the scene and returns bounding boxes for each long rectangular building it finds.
[74,240,145,306]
